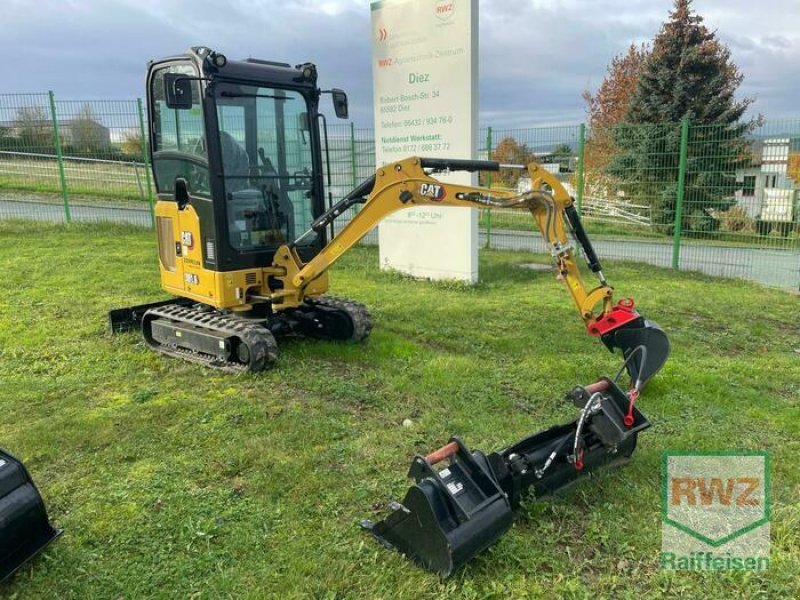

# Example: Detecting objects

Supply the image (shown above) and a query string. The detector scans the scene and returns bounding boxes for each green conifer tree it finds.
[609,0,757,233]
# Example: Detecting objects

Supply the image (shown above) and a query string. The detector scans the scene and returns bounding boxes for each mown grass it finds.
[0,221,797,599]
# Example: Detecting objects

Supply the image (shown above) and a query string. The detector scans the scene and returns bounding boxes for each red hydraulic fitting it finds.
[575,448,585,471]
[624,389,640,428]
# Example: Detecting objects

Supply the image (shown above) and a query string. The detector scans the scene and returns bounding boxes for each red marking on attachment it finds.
[575,448,585,471]
[587,298,640,337]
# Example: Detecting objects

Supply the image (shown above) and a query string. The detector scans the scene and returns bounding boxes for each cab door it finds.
[148,63,211,296]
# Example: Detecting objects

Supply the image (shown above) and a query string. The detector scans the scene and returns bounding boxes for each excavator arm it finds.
[271,156,669,385]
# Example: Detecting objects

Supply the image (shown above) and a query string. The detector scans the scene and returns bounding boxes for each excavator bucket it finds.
[606,319,670,385]
[361,440,513,577]
[0,449,61,582]
[363,378,652,577]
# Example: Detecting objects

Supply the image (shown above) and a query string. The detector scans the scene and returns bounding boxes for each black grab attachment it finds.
[564,202,603,273]
[420,158,500,173]
[363,378,650,577]
[0,448,61,582]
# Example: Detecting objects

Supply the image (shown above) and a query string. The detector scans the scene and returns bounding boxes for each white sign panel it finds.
[371,0,479,282]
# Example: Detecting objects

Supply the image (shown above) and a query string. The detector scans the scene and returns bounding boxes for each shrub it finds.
[719,206,754,233]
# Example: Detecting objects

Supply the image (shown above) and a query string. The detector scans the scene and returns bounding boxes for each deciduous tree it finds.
[582,44,648,198]
[13,106,53,151]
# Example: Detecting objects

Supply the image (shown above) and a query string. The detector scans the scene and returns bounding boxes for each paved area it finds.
[2,196,797,290]
[482,229,800,290]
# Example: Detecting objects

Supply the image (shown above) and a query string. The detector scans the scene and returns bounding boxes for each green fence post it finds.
[672,117,690,270]
[484,126,492,249]
[137,98,155,227]
[350,122,357,188]
[48,90,70,223]
[576,123,586,214]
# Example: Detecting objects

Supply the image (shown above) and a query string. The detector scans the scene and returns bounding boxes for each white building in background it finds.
[735,138,797,224]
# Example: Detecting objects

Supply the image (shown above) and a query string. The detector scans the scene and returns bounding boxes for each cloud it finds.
[0,0,797,127]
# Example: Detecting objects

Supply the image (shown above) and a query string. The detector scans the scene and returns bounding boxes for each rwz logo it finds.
[419,183,445,200]
[661,451,770,563]
[670,477,761,507]
[435,1,455,21]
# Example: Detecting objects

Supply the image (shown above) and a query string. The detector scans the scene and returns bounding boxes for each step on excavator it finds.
[109,48,670,575]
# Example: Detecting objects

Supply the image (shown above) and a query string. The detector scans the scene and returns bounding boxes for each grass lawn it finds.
[0,221,797,599]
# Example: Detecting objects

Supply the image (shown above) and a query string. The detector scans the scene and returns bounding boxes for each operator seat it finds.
[218,131,251,193]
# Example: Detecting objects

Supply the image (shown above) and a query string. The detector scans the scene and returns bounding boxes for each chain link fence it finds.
[1,92,798,289]
[0,93,154,226]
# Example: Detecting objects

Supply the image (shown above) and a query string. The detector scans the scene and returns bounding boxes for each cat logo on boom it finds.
[419,183,446,200]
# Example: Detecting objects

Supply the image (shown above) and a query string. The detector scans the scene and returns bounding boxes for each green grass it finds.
[0,221,798,599]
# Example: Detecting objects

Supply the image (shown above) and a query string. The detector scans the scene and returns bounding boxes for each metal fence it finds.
[479,120,800,289]
[0,93,154,226]
[1,92,798,289]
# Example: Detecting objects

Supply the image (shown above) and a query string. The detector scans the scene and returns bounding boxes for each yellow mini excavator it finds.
[110,46,669,385]
[108,47,673,577]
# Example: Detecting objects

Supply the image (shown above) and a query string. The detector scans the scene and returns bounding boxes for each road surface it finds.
[2,196,797,290]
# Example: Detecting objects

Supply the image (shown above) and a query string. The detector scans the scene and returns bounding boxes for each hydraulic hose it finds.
[564,203,603,274]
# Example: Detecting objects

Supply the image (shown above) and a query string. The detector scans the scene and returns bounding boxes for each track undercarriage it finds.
[109,296,372,372]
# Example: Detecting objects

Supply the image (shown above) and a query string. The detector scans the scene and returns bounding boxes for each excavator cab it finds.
[146,47,338,303]
[108,47,373,371]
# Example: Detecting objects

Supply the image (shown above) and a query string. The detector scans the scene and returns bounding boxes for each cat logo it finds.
[419,183,446,200]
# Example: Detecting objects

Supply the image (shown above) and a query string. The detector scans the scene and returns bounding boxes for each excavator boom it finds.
[270,156,669,386]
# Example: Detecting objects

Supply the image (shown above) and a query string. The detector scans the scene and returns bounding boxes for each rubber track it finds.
[143,304,279,373]
[304,296,373,342]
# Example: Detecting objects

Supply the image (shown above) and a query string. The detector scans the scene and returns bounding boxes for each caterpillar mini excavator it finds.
[109,47,668,384]
[108,47,671,576]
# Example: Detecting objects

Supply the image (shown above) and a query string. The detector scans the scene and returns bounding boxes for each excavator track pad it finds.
[142,304,279,373]
[114,296,371,373]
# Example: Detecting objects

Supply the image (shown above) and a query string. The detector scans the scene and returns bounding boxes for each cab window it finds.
[150,64,210,197]
[215,83,315,251]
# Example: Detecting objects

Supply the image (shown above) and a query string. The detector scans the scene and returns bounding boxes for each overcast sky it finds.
[0,0,797,127]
